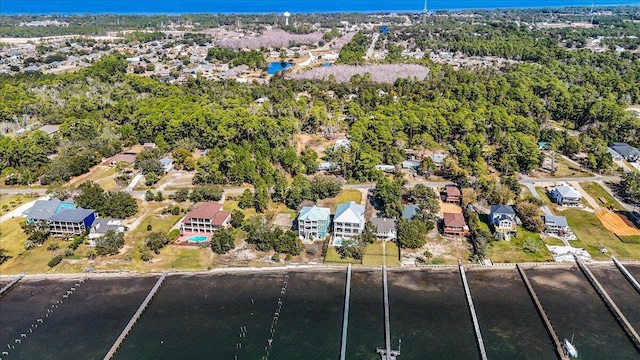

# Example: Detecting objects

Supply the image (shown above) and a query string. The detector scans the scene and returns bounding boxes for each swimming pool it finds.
[187,235,208,243]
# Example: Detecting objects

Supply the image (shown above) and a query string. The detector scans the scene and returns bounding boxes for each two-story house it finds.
[443,212,469,236]
[181,201,231,234]
[48,208,96,236]
[550,185,582,206]
[489,205,518,238]
[333,201,365,240]
[297,205,331,242]
[371,217,397,241]
[543,215,572,237]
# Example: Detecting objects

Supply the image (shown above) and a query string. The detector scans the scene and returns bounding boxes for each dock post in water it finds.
[340,264,352,360]
[103,272,168,360]
[516,264,569,360]
[458,262,488,360]
[575,257,640,352]
[612,257,640,295]
[0,273,24,297]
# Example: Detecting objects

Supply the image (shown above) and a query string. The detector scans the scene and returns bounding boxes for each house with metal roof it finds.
[333,201,365,239]
[48,208,96,236]
[550,184,582,206]
[489,205,518,238]
[371,217,397,241]
[543,215,572,237]
[402,204,421,220]
[24,198,76,222]
[609,142,640,162]
[88,218,126,246]
[297,205,331,242]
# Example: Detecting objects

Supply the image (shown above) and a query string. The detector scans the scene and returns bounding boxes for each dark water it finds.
[526,266,639,359]
[2,266,640,360]
[2,0,637,15]
[387,270,478,360]
[466,269,554,359]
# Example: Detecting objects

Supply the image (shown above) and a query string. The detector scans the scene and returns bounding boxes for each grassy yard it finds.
[0,194,41,216]
[320,189,363,212]
[0,218,54,274]
[579,182,623,210]
[362,241,400,266]
[563,209,640,260]
[486,226,553,263]
[619,235,640,244]
[542,236,566,246]
[324,246,359,264]
[549,157,592,177]
[535,187,555,207]
[72,165,119,191]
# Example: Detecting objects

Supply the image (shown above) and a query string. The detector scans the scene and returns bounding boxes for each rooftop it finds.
[184,201,230,226]
[48,208,95,222]
[334,201,365,224]
[443,212,466,227]
[371,217,397,233]
[299,205,331,221]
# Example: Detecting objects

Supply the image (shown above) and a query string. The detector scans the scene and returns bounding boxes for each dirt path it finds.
[568,182,600,210]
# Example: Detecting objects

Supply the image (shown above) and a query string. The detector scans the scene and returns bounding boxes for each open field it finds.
[0,218,53,274]
[68,164,119,190]
[595,210,640,236]
[324,246,357,264]
[563,209,640,260]
[319,189,363,212]
[486,226,553,263]
[580,182,624,210]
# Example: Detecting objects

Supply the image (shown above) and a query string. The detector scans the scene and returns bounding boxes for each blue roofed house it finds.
[333,201,365,241]
[489,205,518,239]
[24,198,76,223]
[48,208,96,236]
[297,205,331,242]
[402,204,421,220]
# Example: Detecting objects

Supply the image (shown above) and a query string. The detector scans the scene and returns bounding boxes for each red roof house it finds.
[443,212,469,236]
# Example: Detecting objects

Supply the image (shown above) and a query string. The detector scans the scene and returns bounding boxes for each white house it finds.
[543,215,572,237]
[371,217,397,241]
[88,218,126,246]
[159,157,174,172]
[550,184,582,206]
[333,201,365,239]
[489,205,518,238]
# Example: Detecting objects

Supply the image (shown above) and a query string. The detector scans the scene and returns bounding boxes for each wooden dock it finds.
[612,257,640,295]
[459,263,488,360]
[575,258,640,352]
[103,272,168,360]
[340,264,352,360]
[516,264,569,360]
[376,264,400,360]
[0,273,24,297]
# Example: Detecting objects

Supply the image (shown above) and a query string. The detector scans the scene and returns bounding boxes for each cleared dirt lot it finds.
[596,210,640,236]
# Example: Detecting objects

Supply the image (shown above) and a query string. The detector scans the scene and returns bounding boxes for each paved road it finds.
[519,175,621,184]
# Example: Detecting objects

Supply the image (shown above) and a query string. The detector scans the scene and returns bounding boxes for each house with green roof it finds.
[297,205,331,242]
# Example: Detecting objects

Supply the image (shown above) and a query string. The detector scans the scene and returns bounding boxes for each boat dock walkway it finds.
[459,263,488,360]
[516,264,569,360]
[340,264,352,360]
[0,273,24,297]
[612,257,640,295]
[575,257,640,352]
[103,272,168,360]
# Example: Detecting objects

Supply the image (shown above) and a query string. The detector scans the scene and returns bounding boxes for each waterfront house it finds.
[550,185,582,206]
[333,201,365,239]
[402,204,420,220]
[181,202,231,234]
[297,205,331,242]
[444,185,461,204]
[24,198,76,223]
[543,215,571,237]
[48,208,96,236]
[489,205,518,237]
[442,212,469,236]
[88,218,126,246]
[371,217,397,241]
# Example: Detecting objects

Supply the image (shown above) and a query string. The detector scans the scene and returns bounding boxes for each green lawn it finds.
[619,235,640,244]
[548,157,592,178]
[324,246,359,264]
[0,218,56,274]
[362,241,400,266]
[321,189,363,212]
[0,194,41,216]
[579,182,623,210]
[487,226,553,263]
[535,187,555,207]
[542,237,566,246]
[563,209,640,260]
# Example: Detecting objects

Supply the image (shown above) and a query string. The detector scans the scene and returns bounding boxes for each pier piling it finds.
[612,257,640,295]
[0,273,24,297]
[516,264,569,360]
[103,272,167,360]
[459,263,488,360]
[340,264,352,360]
[575,257,640,352]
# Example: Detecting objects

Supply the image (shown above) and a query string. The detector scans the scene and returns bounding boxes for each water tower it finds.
[284,11,291,26]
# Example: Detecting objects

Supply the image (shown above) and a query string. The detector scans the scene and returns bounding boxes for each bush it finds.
[87,251,96,259]
[48,255,63,268]
[145,232,170,254]
[47,242,60,251]
[24,240,35,250]
[64,248,74,257]
[169,229,181,241]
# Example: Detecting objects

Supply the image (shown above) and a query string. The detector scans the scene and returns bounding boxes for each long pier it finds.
[340,264,352,360]
[376,264,400,360]
[459,263,488,360]
[103,272,168,360]
[612,257,640,295]
[575,258,640,352]
[516,265,569,360]
[0,273,24,297]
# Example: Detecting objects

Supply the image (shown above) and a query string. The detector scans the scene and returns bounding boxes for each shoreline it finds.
[1,260,636,279]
